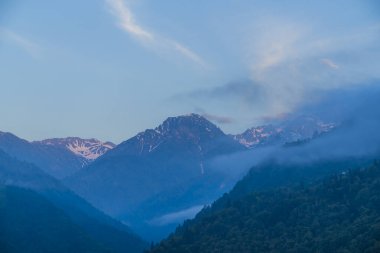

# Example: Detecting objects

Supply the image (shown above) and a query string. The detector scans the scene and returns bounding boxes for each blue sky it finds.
[0,0,379,143]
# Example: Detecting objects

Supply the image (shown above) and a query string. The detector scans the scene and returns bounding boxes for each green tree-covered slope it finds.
[150,161,380,253]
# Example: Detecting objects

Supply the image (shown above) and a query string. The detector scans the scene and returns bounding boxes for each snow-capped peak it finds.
[38,137,116,161]
[233,116,337,148]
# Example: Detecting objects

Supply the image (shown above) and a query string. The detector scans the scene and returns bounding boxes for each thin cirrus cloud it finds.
[0,28,41,58]
[106,0,207,67]
[171,41,206,67]
[106,0,153,41]
[320,58,339,69]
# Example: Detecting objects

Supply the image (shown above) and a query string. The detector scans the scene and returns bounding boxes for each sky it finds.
[0,0,379,143]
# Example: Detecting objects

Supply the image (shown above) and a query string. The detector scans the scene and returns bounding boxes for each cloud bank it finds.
[207,84,380,178]
[173,13,380,129]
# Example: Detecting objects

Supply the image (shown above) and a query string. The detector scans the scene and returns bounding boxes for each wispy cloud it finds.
[248,18,380,82]
[320,58,339,69]
[106,0,206,67]
[171,17,380,129]
[201,113,235,125]
[244,19,380,115]
[106,0,153,41]
[148,205,204,226]
[249,22,303,78]
[170,40,206,67]
[169,80,270,129]
[188,80,263,103]
[0,28,41,58]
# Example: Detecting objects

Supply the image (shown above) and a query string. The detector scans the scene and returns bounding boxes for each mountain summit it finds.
[156,113,224,138]
[36,137,115,162]
[112,114,232,158]
[66,114,245,240]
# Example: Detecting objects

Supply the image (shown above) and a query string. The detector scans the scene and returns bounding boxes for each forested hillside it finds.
[150,161,380,253]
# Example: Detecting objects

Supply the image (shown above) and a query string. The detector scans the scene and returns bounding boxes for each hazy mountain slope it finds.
[0,132,85,178]
[224,156,372,202]
[0,148,64,190]
[0,186,110,253]
[0,132,114,179]
[0,149,147,253]
[65,114,245,239]
[150,161,380,253]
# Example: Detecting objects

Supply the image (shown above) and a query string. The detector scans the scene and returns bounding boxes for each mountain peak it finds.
[155,113,224,138]
[110,113,241,158]
[233,115,337,148]
[0,131,18,138]
[0,131,30,145]
[233,125,282,148]
[37,137,115,161]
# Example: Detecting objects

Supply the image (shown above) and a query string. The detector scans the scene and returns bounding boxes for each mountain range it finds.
[0,113,338,242]
[0,132,114,178]
[65,114,246,240]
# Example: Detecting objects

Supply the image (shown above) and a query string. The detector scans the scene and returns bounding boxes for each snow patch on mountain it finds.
[38,137,115,162]
[233,116,337,148]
